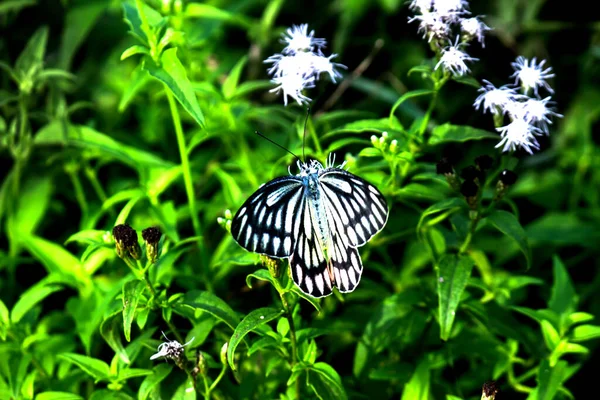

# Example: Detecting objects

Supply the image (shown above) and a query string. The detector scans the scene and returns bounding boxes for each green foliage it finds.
[1,0,599,399]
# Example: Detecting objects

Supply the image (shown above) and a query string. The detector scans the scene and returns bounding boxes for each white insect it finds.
[231,154,389,298]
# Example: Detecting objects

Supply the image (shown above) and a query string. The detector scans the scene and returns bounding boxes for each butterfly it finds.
[231,154,388,298]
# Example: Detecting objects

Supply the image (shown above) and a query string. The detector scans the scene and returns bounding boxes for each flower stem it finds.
[165,88,203,240]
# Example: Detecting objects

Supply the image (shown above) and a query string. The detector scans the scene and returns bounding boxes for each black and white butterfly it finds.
[231,154,388,298]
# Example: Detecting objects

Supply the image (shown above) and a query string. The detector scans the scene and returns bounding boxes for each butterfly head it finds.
[297,159,324,177]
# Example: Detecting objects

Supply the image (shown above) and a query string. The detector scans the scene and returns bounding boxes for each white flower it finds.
[408,12,450,42]
[510,56,555,95]
[435,38,478,76]
[495,117,542,154]
[460,16,490,47]
[265,52,314,78]
[433,0,469,17]
[521,96,563,134]
[409,0,433,12]
[310,51,346,82]
[474,80,523,115]
[281,24,326,54]
[150,333,194,361]
[269,73,315,106]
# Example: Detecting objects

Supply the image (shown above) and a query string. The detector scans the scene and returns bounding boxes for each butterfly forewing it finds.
[231,176,304,258]
[319,169,388,247]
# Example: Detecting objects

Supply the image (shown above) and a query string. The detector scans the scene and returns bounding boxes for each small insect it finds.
[231,153,389,298]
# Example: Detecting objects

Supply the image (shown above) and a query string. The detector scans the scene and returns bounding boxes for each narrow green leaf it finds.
[36,392,84,400]
[246,269,277,289]
[144,48,205,127]
[138,364,172,400]
[182,291,240,330]
[487,210,532,269]
[64,230,107,246]
[437,254,474,340]
[570,325,600,342]
[527,360,567,400]
[100,311,130,364]
[548,255,577,316]
[7,174,53,238]
[184,3,252,28]
[18,233,89,289]
[290,286,322,313]
[120,45,149,61]
[308,362,348,400]
[389,89,433,128]
[417,197,464,232]
[227,307,283,370]
[401,359,430,400]
[565,312,594,328]
[0,1,36,15]
[10,279,64,324]
[15,26,48,77]
[121,2,163,45]
[123,280,145,342]
[35,122,173,169]
[429,123,498,145]
[59,353,110,381]
[222,56,247,100]
[119,64,150,112]
[0,299,8,340]
[58,2,105,70]
[541,320,560,351]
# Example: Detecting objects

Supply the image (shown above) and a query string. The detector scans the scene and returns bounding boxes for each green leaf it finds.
[123,280,145,342]
[36,392,84,400]
[0,299,8,340]
[58,2,105,70]
[182,291,240,330]
[7,174,53,237]
[417,197,464,232]
[565,312,594,328]
[15,26,48,78]
[120,45,149,61]
[307,362,348,400]
[10,279,64,324]
[486,210,532,269]
[35,122,173,169]
[548,255,577,316]
[100,311,130,364]
[437,254,474,340]
[65,230,107,246]
[527,360,568,400]
[227,307,283,370]
[117,368,152,381]
[138,364,172,400]
[184,3,252,28]
[570,325,600,342]
[0,1,36,15]
[222,56,247,100]
[122,2,163,45]
[144,48,205,127]
[290,286,322,313]
[59,353,110,381]
[429,123,498,145]
[389,89,433,128]
[401,359,430,400]
[246,269,277,289]
[18,233,89,289]
[541,320,560,351]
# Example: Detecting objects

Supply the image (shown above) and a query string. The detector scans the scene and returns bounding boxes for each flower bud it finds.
[224,209,232,220]
[460,180,479,209]
[436,158,453,175]
[112,224,141,260]
[499,169,517,185]
[371,135,378,147]
[481,381,498,400]
[142,226,162,264]
[390,139,398,153]
[220,342,228,365]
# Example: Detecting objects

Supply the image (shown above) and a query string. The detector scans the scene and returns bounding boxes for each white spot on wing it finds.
[347,226,358,246]
[238,207,246,217]
[273,237,281,254]
[284,237,292,254]
[245,226,252,247]
[340,269,349,290]
[350,251,361,273]
[296,264,303,282]
[315,273,325,295]
[275,208,283,230]
[355,224,366,242]
[262,233,269,250]
[305,276,314,294]
[348,267,357,286]
[257,207,266,224]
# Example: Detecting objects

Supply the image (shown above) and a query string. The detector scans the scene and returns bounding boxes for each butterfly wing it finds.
[319,168,389,247]
[231,176,304,258]
[289,198,333,298]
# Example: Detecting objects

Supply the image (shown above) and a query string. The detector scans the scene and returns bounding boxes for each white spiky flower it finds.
[409,12,451,42]
[435,38,478,76]
[432,0,469,17]
[281,24,326,54]
[409,0,433,12]
[519,97,562,134]
[269,74,315,106]
[474,80,523,115]
[495,117,542,154]
[510,56,555,95]
[150,333,194,361]
[460,16,490,47]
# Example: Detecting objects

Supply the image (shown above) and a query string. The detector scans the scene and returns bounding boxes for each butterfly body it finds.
[231,155,388,298]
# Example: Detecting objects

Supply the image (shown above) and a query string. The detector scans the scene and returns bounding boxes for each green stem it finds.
[67,168,88,220]
[165,89,203,238]
[459,213,480,254]
[279,290,300,399]
[208,364,227,393]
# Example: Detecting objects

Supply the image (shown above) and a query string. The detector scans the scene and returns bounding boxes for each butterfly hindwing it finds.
[289,199,332,297]
[231,176,304,258]
[319,169,389,247]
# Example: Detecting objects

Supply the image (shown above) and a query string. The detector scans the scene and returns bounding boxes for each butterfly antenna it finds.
[254,131,300,161]
[302,107,311,163]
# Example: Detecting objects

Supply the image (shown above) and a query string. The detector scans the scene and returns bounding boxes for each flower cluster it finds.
[265,24,346,106]
[150,333,194,361]
[408,0,489,76]
[474,56,562,154]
